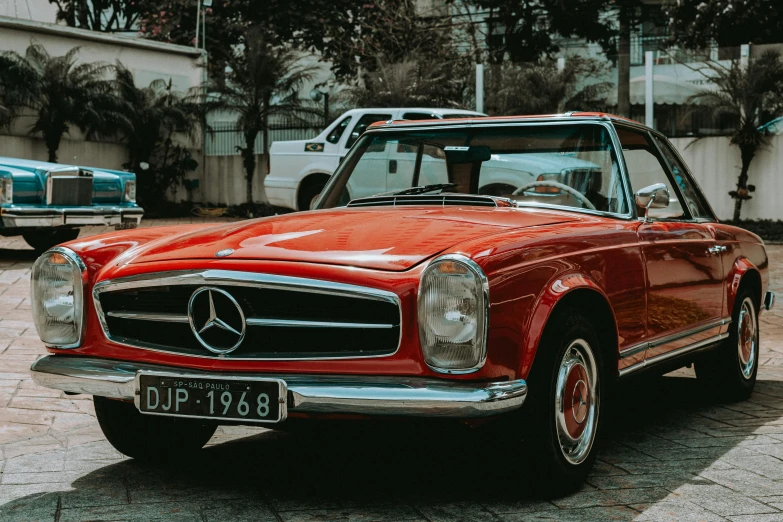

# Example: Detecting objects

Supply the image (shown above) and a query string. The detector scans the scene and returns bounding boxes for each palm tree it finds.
[347,58,466,109]
[0,43,114,162]
[107,64,198,173]
[689,50,783,222]
[198,28,319,207]
[92,64,199,207]
[489,57,611,115]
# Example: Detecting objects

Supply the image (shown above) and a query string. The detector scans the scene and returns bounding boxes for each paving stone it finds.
[631,498,726,521]
[669,483,778,516]
[278,505,423,521]
[500,505,639,521]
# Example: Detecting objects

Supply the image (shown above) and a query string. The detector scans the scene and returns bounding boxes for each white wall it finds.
[671,135,783,221]
[194,155,269,206]
[0,17,203,92]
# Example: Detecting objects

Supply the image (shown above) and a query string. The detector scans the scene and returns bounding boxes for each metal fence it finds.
[205,118,324,156]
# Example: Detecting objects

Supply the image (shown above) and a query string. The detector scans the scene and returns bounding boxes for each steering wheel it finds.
[511,181,596,211]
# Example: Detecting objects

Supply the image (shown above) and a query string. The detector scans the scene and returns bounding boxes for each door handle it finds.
[707,245,727,256]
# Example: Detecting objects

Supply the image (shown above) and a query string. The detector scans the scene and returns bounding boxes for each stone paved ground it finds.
[0,220,782,522]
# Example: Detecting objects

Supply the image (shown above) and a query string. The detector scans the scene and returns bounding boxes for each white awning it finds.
[605,75,714,105]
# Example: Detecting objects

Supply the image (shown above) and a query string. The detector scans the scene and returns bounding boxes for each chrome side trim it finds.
[92,269,403,361]
[107,311,189,323]
[619,317,731,359]
[765,291,775,311]
[619,332,729,377]
[30,355,528,418]
[105,311,395,330]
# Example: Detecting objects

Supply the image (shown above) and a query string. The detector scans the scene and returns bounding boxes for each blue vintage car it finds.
[0,157,143,252]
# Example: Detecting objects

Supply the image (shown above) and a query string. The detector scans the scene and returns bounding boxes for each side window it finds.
[652,135,711,219]
[326,116,352,144]
[616,127,685,220]
[402,112,438,120]
[346,114,392,149]
[418,144,449,185]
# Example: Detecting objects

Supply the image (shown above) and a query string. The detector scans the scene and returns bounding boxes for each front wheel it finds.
[521,308,606,496]
[23,228,80,253]
[94,396,217,463]
[695,288,759,400]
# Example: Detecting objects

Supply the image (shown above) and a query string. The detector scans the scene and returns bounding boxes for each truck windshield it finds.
[318,123,629,215]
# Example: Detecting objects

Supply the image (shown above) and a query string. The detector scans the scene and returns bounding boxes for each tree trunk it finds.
[242,130,258,209]
[262,98,270,174]
[617,14,631,118]
[733,145,756,222]
[44,131,62,163]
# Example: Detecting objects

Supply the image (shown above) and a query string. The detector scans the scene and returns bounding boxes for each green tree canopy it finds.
[194,28,319,208]
[667,0,783,49]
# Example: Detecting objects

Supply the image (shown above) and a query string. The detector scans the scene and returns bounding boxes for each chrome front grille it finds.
[93,270,402,359]
[46,168,94,206]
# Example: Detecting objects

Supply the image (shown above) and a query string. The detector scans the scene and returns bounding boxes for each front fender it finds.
[725,256,762,313]
[518,272,617,379]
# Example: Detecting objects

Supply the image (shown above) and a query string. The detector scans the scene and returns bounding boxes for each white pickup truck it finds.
[264,107,485,210]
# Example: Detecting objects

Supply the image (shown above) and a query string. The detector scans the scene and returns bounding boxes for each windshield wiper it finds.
[379,183,459,196]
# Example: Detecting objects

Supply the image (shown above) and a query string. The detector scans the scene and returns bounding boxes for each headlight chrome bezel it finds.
[123,180,137,203]
[0,174,13,205]
[31,246,88,349]
[417,253,490,375]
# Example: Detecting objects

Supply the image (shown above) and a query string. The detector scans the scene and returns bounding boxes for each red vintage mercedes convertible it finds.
[30,113,774,493]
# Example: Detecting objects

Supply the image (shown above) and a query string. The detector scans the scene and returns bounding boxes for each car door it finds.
[616,126,725,364]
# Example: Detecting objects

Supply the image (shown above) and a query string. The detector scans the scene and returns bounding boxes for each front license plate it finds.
[115,221,138,230]
[135,372,286,423]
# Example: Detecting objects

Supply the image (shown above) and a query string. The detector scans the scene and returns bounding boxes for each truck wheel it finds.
[94,396,217,463]
[23,228,80,253]
[522,307,605,496]
[298,181,326,210]
[695,287,759,400]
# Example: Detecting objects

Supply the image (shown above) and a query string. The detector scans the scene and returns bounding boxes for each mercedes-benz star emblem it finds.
[572,380,588,424]
[188,287,246,354]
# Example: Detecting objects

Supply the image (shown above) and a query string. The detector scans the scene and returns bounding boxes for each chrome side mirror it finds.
[634,183,670,222]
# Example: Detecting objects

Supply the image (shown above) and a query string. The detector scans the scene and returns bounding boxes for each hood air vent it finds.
[347,194,512,208]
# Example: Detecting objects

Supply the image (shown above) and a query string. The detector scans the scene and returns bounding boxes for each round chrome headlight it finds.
[31,247,86,348]
[418,255,489,373]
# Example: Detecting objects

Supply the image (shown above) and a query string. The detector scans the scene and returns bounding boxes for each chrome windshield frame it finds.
[316,119,636,221]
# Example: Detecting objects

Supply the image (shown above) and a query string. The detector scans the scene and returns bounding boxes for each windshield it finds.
[318,123,629,215]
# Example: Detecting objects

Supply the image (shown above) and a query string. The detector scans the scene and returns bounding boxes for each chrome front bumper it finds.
[765,291,775,311]
[0,205,143,228]
[30,356,528,419]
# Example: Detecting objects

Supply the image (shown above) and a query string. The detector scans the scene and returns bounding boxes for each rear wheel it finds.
[23,228,80,253]
[521,308,605,496]
[695,287,759,400]
[94,396,217,463]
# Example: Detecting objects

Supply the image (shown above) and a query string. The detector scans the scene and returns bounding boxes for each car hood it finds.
[125,207,579,271]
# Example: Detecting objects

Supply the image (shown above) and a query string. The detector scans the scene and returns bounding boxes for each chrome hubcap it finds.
[309,193,321,210]
[737,297,757,380]
[555,339,599,465]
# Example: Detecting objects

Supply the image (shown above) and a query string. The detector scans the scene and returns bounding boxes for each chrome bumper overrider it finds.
[30,356,528,418]
[0,205,143,228]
